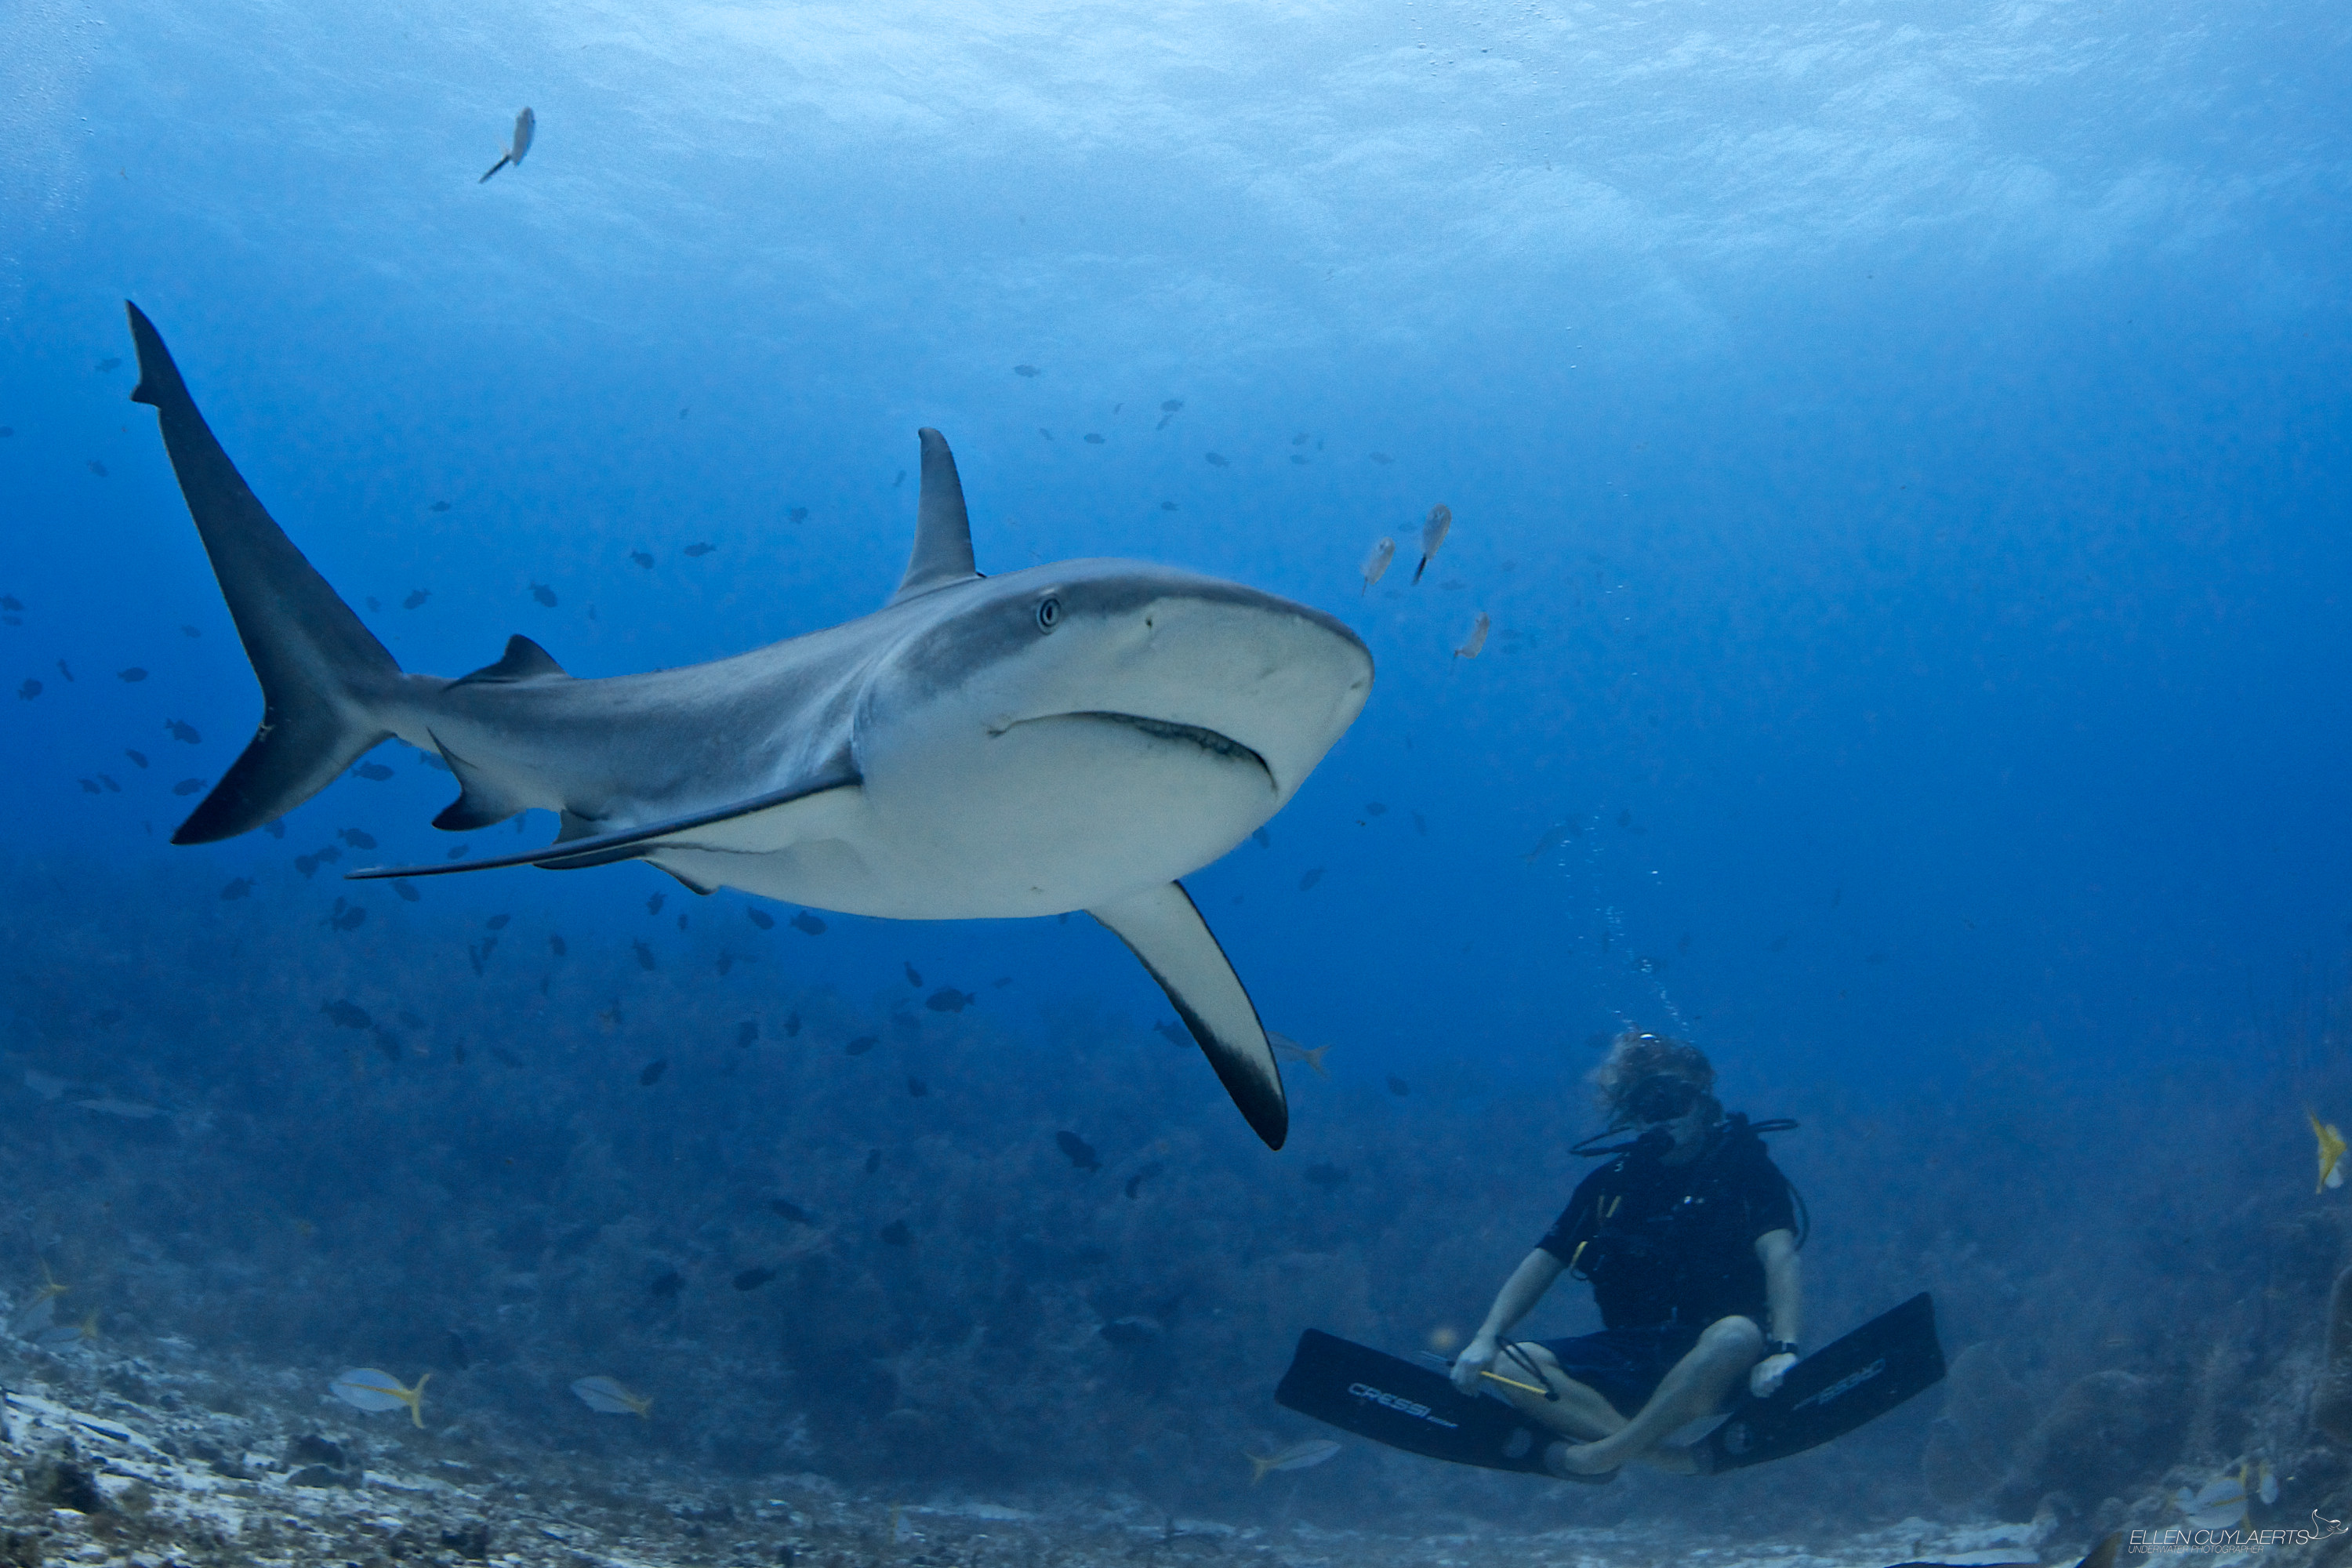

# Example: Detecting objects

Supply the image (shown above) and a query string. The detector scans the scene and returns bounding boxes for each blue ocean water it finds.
[2,0,2350,1549]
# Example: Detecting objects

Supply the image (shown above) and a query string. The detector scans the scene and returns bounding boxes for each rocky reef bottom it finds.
[0,1341,2145,1568]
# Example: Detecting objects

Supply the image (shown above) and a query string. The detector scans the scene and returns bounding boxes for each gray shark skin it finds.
[124,302,1373,1149]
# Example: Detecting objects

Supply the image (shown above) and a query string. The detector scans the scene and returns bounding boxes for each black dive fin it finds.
[452,634,568,685]
[352,767,862,880]
[125,303,405,844]
[1701,1293,1945,1472]
[888,427,981,604]
[1088,882,1286,1149]
[1275,1330,1551,1474]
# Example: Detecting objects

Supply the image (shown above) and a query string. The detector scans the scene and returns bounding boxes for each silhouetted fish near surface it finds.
[926,986,974,1013]
[485,913,510,929]
[1304,1161,1348,1189]
[770,1199,812,1223]
[548,932,565,954]
[906,1076,927,1096]
[746,907,775,930]
[631,940,655,970]
[394,880,419,902]
[683,543,714,557]
[427,502,450,514]
[88,459,107,477]
[790,913,826,935]
[733,1267,775,1291]
[646,893,665,915]
[735,1020,757,1047]
[1412,503,1452,584]
[1014,365,1040,377]
[1125,1160,1163,1198]
[171,778,204,796]
[124,750,147,768]
[1298,867,1324,891]
[1056,1131,1102,1172]
[845,1035,877,1055]
[880,1220,913,1245]
[165,719,200,743]
[903,961,922,986]
[638,1059,667,1086]
[403,589,430,608]
[16,681,38,700]
[322,1000,371,1029]
[1369,452,1392,464]
[354,762,393,779]
[479,106,535,183]
[782,1011,800,1036]
[1360,537,1395,594]
[529,583,557,607]
[1152,1019,1189,1047]
[863,1149,881,1173]
[339,827,376,849]
[118,667,147,682]
[220,877,252,900]
[1387,1074,1410,1096]
[1204,452,1229,466]
[648,1271,682,1298]
[96,357,122,372]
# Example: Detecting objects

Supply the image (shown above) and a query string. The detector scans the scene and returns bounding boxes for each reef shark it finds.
[123,303,1371,1149]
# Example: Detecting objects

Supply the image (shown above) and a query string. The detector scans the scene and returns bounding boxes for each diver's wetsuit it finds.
[1529,1116,1797,1416]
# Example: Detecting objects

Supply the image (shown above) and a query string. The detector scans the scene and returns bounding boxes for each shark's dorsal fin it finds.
[890,427,981,605]
[453,634,568,687]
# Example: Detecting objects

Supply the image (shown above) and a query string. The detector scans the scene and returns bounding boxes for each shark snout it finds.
[1082,586,1372,799]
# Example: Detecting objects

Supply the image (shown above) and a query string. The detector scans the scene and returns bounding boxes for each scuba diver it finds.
[1449,1029,1804,1482]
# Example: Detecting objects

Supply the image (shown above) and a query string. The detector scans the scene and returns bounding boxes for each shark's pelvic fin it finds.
[452,634,568,686]
[890,427,981,604]
[125,303,406,844]
[350,768,863,881]
[430,736,534,832]
[1089,882,1287,1149]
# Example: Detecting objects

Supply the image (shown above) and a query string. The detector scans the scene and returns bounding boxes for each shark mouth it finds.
[1042,710,1275,789]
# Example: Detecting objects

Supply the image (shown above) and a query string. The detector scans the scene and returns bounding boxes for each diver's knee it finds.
[1701,1316,1764,1359]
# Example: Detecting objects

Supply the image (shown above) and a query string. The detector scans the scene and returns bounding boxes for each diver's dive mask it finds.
[1623,1074,1701,1126]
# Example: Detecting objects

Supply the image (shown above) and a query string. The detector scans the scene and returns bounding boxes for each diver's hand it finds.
[1749,1352,1798,1399]
[1450,1334,1500,1395]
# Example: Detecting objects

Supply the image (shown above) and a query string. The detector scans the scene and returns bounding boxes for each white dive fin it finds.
[1090,882,1287,1149]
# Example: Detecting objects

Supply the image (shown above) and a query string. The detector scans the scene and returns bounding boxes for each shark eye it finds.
[1035,596,1062,633]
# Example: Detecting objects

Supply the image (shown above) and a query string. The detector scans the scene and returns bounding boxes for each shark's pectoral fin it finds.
[349,768,862,882]
[1090,883,1287,1150]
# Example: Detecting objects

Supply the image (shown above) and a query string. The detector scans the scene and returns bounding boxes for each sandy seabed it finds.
[0,1341,2186,1568]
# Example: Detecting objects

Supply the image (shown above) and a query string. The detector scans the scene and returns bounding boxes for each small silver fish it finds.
[1412,504,1451,584]
[1247,1437,1341,1484]
[1453,612,1490,660]
[1360,537,1395,595]
[481,107,535,183]
[1267,1031,1330,1078]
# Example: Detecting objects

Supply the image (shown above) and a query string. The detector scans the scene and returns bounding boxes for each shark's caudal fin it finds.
[125,303,406,843]
[889,427,982,604]
[1090,882,1287,1149]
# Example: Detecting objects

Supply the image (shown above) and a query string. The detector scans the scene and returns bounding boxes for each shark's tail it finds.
[125,302,407,844]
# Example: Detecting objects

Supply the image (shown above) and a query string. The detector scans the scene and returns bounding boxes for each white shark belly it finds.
[648,713,1274,919]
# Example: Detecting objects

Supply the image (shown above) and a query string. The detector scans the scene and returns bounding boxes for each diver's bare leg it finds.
[1485,1342,1624,1441]
[1549,1317,1762,1477]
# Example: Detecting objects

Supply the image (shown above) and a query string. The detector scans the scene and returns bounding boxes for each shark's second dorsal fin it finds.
[453,634,568,687]
[890,427,980,605]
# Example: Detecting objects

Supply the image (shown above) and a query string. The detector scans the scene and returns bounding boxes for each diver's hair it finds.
[1592,1029,1723,1131]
